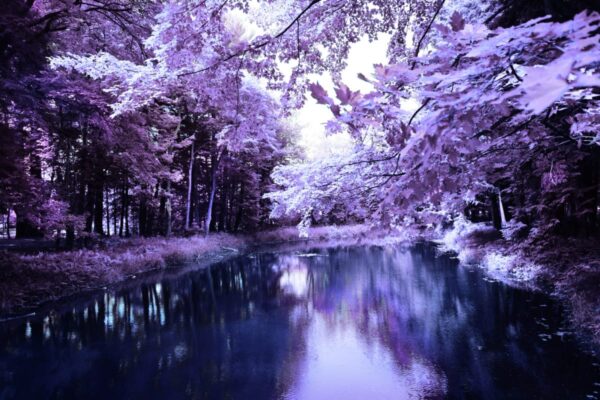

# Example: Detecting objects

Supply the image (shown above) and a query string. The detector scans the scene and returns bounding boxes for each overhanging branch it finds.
[179,0,324,77]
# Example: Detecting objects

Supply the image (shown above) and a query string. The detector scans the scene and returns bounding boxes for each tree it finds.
[269,9,600,237]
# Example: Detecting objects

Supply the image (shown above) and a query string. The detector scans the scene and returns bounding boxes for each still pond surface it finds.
[1,244,599,399]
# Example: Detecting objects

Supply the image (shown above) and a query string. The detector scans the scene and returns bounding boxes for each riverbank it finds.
[437,218,600,347]
[0,233,246,317]
[0,224,398,317]
[1,223,598,348]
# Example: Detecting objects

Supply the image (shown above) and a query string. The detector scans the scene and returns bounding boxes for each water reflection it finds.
[0,245,598,399]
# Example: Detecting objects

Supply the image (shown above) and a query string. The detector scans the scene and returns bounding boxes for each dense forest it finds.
[1,0,600,247]
[1,0,299,243]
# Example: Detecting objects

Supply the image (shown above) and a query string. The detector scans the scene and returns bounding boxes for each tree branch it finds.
[411,0,446,69]
[408,98,431,127]
[179,0,324,77]
[509,63,523,81]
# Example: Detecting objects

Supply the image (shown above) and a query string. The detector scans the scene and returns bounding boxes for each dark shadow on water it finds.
[0,244,598,399]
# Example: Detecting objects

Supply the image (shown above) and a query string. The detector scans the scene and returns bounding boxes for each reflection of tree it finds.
[0,254,296,399]
[274,247,448,399]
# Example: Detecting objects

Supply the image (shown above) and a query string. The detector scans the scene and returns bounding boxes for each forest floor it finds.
[0,224,400,318]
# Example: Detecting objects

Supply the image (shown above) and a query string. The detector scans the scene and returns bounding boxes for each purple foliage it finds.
[0,0,599,246]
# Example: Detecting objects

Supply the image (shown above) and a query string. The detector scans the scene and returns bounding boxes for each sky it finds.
[295,34,391,159]
[235,5,417,160]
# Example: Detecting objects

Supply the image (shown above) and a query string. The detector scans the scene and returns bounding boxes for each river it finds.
[0,244,599,399]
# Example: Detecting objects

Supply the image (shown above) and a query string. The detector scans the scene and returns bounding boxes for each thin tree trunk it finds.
[185,139,195,231]
[219,174,227,231]
[105,187,111,236]
[6,210,10,239]
[234,183,245,232]
[166,180,172,237]
[490,192,502,230]
[119,182,125,237]
[94,179,104,235]
[227,181,235,231]
[165,114,181,236]
[139,197,147,237]
[205,150,222,237]
[85,184,94,233]
[205,166,218,237]
[498,190,507,228]
[80,125,90,232]
[125,183,130,237]
[66,226,74,249]
[113,189,118,236]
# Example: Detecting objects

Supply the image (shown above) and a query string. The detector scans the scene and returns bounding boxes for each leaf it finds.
[335,83,352,105]
[434,23,451,36]
[330,104,341,117]
[357,73,370,82]
[308,82,332,105]
[516,60,572,113]
[450,11,465,32]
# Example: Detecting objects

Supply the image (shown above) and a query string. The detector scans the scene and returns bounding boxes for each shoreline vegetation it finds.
[1,224,599,348]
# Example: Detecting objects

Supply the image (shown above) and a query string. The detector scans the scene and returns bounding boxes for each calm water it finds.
[0,244,599,400]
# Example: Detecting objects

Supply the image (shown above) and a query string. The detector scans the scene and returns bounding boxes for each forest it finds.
[1,0,600,398]
[1,0,600,245]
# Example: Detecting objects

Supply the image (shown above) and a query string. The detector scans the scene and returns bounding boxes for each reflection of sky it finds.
[276,257,310,298]
[275,250,447,399]
[284,314,446,400]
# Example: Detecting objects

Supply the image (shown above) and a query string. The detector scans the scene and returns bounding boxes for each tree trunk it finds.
[79,126,89,231]
[205,150,222,237]
[125,184,130,237]
[490,192,502,230]
[498,190,507,228]
[85,184,94,233]
[66,226,75,250]
[93,181,104,235]
[205,167,218,237]
[185,139,195,231]
[6,210,10,239]
[105,187,111,236]
[113,191,118,236]
[227,181,235,231]
[218,174,227,231]
[165,180,172,237]
[119,182,125,237]
[234,183,245,232]
[139,197,147,237]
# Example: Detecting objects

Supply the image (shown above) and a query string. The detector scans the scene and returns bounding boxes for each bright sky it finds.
[295,34,391,159]
[231,7,414,160]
